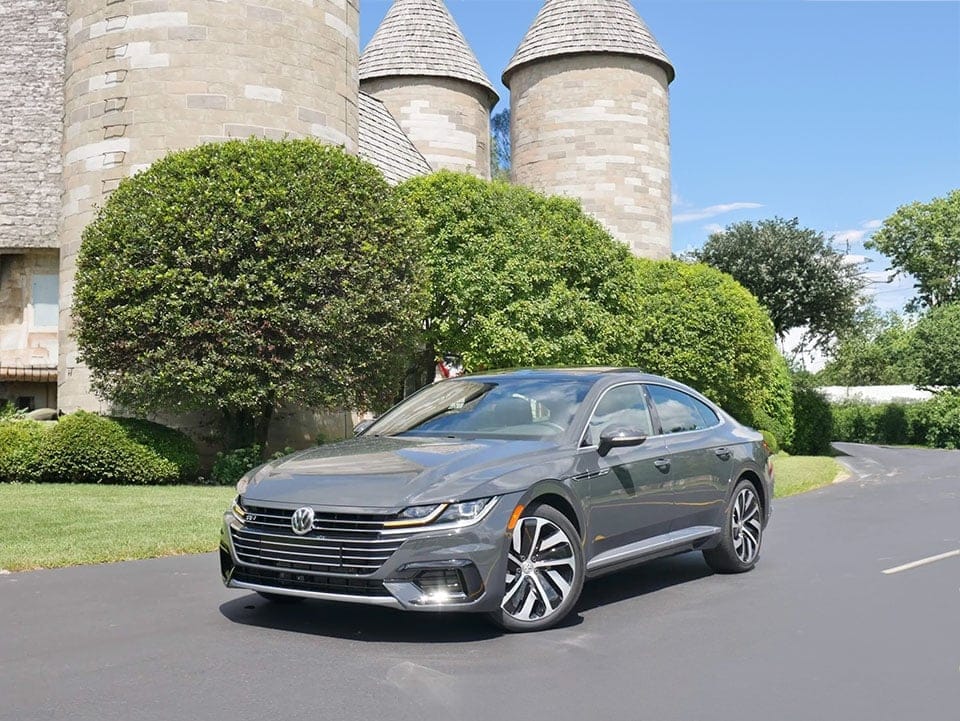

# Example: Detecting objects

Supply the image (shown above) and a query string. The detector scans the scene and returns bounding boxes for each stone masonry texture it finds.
[361,75,491,178]
[0,1,66,251]
[510,53,672,259]
[58,0,361,411]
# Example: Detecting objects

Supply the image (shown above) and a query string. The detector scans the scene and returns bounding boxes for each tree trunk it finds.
[222,404,274,459]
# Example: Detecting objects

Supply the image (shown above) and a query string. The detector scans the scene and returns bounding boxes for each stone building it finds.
[360,0,498,179]
[0,0,674,417]
[0,1,65,409]
[504,0,674,259]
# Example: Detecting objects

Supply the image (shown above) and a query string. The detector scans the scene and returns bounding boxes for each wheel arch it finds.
[735,469,766,516]
[522,481,584,538]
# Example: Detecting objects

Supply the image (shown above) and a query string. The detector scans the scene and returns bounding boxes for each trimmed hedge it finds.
[788,380,833,456]
[0,412,199,484]
[0,420,46,483]
[830,393,960,449]
[625,260,795,446]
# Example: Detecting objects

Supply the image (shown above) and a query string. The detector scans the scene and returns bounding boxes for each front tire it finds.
[703,479,763,574]
[487,504,584,633]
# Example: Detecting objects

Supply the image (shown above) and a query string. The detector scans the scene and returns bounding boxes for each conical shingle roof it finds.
[503,0,674,86]
[360,0,498,105]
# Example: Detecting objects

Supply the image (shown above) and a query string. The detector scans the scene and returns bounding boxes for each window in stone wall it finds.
[31,274,58,328]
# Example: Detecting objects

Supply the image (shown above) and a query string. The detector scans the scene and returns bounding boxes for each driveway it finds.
[1,443,958,721]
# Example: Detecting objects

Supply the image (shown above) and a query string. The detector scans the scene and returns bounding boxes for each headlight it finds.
[436,499,493,524]
[383,498,497,530]
[231,495,246,523]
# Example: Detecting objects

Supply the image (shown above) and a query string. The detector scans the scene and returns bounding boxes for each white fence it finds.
[817,385,932,404]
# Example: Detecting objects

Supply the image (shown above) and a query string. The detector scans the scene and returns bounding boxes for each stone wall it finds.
[0,0,66,250]
[510,54,672,259]
[361,75,491,179]
[58,0,361,411]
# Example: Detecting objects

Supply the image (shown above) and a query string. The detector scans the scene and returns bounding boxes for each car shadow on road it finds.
[219,595,503,644]
[575,551,714,614]
[218,551,713,643]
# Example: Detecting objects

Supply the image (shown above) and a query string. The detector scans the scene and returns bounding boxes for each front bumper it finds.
[219,493,521,613]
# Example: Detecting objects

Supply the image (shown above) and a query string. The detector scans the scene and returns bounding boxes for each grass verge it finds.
[773,454,846,498]
[2,456,846,571]
[0,484,234,572]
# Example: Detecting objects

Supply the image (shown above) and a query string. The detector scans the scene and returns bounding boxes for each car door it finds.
[571,383,675,556]
[646,384,729,531]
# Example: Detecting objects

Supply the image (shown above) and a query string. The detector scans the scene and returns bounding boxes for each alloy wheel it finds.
[731,486,762,564]
[501,516,577,622]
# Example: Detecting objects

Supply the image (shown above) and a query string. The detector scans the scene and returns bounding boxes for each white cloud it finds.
[863,219,883,230]
[833,229,867,244]
[703,223,724,235]
[843,254,868,266]
[674,202,763,224]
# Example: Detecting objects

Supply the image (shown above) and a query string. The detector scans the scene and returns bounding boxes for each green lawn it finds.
[773,454,846,498]
[1,456,845,571]
[0,484,234,572]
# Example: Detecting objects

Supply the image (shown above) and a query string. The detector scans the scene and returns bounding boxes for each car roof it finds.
[462,367,671,384]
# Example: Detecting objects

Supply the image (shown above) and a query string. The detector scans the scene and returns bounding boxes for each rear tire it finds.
[487,504,584,633]
[703,479,763,574]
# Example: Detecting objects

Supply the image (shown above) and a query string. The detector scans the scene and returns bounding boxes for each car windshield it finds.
[366,377,594,439]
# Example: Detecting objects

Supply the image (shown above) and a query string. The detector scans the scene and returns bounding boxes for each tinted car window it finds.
[584,383,654,445]
[367,377,594,439]
[647,385,720,434]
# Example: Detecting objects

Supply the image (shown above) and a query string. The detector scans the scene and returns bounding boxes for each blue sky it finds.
[361,1,960,315]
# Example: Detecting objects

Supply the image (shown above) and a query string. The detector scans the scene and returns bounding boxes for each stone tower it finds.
[503,0,675,259]
[360,0,498,179]
[58,0,360,411]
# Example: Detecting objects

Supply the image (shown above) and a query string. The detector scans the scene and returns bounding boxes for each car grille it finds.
[231,503,412,576]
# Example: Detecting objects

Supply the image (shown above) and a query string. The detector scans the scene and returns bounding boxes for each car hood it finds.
[241,435,559,510]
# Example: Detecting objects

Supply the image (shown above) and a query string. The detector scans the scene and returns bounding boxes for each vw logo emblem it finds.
[291,507,315,536]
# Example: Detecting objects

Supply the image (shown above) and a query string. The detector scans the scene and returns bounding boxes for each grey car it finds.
[220,368,773,632]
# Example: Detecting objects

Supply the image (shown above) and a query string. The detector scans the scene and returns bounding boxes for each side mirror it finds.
[598,426,647,457]
[353,418,376,436]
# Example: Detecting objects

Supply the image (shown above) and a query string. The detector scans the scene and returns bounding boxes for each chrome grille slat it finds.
[236,527,412,545]
[232,502,410,576]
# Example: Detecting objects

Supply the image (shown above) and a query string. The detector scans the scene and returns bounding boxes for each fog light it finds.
[414,569,467,602]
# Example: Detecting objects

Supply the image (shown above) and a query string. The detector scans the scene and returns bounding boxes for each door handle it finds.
[714,447,732,461]
[653,458,671,472]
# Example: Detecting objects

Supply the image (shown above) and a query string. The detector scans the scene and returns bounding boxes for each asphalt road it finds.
[2,443,958,721]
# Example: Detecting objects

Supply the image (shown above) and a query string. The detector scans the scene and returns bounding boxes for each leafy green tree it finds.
[913,302,960,389]
[490,108,511,181]
[816,308,919,386]
[396,171,634,383]
[73,139,426,449]
[397,172,794,444]
[694,217,865,351]
[866,189,960,311]
[622,260,794,444]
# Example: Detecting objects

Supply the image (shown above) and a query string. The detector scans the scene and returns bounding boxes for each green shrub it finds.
[909,392,960,449]
[109,417,200,482]
[74,138,426,448]
[623,260,795,446]
[829,396,960,449]
[212,446,263,486]
[787,381,833,455]
[759,430,780,455]
[37,411,183,485]
[831,402,879,444]
[0,420,46,482]
[395,172,635,379]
